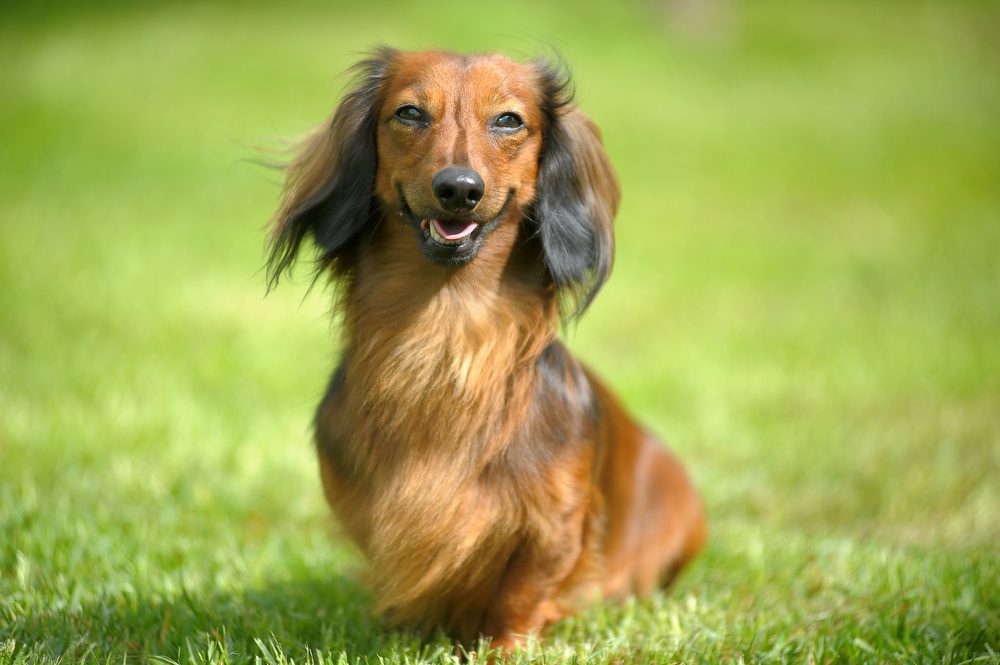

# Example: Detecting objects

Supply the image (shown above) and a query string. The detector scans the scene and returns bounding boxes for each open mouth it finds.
[396,186,514,266]
[421,218,479,246]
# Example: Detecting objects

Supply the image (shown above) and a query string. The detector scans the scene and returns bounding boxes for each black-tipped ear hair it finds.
[266,48,396,287]
[532,59,620,320]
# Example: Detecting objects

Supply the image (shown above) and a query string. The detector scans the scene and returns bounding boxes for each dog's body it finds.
[268,49,705,651]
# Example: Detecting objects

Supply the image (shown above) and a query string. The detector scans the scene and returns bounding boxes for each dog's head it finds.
[268,48,620,316]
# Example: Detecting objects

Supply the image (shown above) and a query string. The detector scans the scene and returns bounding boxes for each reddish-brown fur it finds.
[268,49,705,653]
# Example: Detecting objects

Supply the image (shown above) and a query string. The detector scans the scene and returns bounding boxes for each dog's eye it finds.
[493,112,524,130]
[394,105,428,125]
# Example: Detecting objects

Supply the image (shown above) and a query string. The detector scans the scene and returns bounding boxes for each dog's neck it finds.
[337,214,556,460]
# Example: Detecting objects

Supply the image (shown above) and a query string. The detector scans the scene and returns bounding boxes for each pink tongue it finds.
[432,218,477,240]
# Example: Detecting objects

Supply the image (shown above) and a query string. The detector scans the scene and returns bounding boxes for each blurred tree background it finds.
[1,0,997,663]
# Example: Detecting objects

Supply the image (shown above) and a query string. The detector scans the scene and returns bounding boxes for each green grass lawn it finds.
[1,0,998,662]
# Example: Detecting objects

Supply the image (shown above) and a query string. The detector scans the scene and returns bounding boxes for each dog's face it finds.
[374,52,544,265]
[268,48,621,316]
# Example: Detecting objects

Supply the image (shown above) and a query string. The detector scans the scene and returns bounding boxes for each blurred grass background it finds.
[1,0,998,662]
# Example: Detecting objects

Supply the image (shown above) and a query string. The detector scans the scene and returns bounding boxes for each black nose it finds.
[432,167,484,212]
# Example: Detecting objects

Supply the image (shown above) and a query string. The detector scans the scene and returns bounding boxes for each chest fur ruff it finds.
[317,283,552,629]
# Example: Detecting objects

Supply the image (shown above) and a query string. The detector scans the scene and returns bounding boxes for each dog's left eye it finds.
[493,112,524,130]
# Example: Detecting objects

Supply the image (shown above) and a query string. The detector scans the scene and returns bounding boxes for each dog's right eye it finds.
[393,105,428,126]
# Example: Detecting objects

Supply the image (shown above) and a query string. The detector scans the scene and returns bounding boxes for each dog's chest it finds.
[317,372,525,625]
[313,281,554,620]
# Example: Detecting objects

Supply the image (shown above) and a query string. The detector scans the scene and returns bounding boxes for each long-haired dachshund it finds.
[267,48,705,653]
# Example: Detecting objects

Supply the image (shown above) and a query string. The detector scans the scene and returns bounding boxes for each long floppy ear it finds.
[532,60,621,320]
[266,48,396,287]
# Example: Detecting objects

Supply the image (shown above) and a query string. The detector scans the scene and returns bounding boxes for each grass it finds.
[1,0,998,662]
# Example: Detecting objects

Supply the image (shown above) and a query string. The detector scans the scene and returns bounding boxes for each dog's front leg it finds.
[480,506,588,654]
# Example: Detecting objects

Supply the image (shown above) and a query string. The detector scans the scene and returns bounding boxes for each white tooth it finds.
[429,222,462,245]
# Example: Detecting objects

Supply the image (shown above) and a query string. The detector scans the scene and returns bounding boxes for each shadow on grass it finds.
[6,573,444,663]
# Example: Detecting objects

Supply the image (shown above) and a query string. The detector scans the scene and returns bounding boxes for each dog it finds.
[267,48,705,653]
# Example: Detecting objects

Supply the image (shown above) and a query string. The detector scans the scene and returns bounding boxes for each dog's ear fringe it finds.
[265,48,619,327]
[265,46,398,292]
[532,55,620,324]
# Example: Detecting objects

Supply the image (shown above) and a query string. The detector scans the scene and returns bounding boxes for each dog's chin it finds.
[396,190,513,267]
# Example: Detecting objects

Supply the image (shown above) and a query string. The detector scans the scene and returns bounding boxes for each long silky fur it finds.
[268,51,615,638]
[266,50,702,650]
[531,58,620,320]
[314,221,572,638]
[266,47,397,288]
